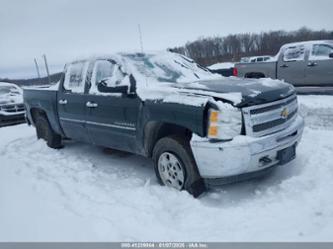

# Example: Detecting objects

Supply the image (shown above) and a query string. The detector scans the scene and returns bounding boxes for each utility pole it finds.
[34,58,41,79]
[43,54,51,84]
[138,24,144,53]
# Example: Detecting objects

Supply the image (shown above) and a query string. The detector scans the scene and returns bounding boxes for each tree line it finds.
[170,27,333,66]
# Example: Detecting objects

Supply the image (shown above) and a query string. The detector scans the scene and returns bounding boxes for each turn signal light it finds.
[208,126,218,137]
[209,110,219,123]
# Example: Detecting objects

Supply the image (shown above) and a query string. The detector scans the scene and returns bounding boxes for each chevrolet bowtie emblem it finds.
[281,107,289,119]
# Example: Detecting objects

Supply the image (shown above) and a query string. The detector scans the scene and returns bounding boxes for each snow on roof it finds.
[280,40,333,50]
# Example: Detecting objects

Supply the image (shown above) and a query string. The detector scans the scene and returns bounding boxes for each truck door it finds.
[277,44,307,86]
[85,59,141,153]
[57,61,90,142]
[305,43,333,86]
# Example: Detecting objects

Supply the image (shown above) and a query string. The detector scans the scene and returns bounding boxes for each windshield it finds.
[0,85,20,95]
[122,52,215,83]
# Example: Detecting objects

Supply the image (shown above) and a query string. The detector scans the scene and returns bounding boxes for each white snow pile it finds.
[298,95,333,130]
[1,95,333,241]
[207,62,235,70]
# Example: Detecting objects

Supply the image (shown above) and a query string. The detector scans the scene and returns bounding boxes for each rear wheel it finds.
[152,135,206,197]
[35,115,62,149]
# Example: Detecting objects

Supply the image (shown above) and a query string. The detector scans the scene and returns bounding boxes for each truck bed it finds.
[236,61,277,79]
[23,87,63,135]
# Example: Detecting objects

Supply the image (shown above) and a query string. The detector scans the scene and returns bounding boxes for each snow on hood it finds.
[0,82,23,105]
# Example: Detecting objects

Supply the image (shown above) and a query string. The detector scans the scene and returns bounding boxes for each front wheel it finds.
[152,135,206,197]
[35,115,62,149]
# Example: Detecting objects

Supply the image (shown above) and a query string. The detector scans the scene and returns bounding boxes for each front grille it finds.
[242,95,298,137]
[0,104,25,113]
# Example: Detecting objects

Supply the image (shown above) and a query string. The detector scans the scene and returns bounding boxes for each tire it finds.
[152,135,206,197]
[35,115,62,149]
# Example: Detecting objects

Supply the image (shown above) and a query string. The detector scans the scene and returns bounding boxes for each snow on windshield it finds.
[93,51,222,104]
[121,52,216,84]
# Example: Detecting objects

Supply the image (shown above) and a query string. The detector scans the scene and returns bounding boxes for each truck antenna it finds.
[138,24,148,87]
[138,24,144,53]
[42,54,51,85]
[34,58,41,79]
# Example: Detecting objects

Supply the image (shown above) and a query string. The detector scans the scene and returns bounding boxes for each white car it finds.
[0,82,25,127]
[240,56,273,63]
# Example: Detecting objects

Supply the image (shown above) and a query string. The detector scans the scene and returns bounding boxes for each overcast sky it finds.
[1,0,332,78]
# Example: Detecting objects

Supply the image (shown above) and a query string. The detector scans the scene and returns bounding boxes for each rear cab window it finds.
[63,61,89,93]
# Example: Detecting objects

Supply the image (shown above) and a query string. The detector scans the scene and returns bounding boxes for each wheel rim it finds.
[158,152,185,190]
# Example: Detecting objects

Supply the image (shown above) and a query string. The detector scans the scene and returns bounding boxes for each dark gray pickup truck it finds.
[24,51,304,197]
[235,40,333,86]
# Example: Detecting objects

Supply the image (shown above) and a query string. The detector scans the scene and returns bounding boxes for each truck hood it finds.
[0,94,23,105]
[174,77,296,107]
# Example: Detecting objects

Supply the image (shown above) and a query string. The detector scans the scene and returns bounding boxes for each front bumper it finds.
[0,111,26,127]
[190,115,304,184]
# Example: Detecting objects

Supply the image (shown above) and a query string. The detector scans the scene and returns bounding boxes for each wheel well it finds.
[144,122,192,157]
[30,108,47,124]
[245,72,266,78]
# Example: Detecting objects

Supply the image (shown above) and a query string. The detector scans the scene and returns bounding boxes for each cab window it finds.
[90,60,126,94]
[310,44,333,60]
[63,61,89,93]
[257,57,263,62]
[283,45,305,62]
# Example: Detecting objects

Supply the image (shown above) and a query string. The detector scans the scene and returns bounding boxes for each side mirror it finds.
[97,79,128,94]
[329,52,333,58]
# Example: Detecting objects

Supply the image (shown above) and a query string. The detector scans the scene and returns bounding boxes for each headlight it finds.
[207,105,242,140]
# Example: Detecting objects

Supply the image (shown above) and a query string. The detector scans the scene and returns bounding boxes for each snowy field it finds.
[1,95,333,242]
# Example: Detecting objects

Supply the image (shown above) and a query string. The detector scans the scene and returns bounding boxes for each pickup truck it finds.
[24,51,304,197]
[235,40,333,86]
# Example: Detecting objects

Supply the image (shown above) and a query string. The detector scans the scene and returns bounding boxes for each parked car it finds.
[24,51,304,197]
[235,40,333,86]
[0,82,25,127]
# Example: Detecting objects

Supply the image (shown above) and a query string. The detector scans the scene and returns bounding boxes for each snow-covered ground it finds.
[1,95,333,242]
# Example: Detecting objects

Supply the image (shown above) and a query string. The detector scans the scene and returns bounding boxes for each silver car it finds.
[0,82,25,127]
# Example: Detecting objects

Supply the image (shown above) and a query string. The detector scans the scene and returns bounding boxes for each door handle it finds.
[58,99,67,105]
[86,101,98,108]
[280,64,289,68]
[307,62,317,67]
